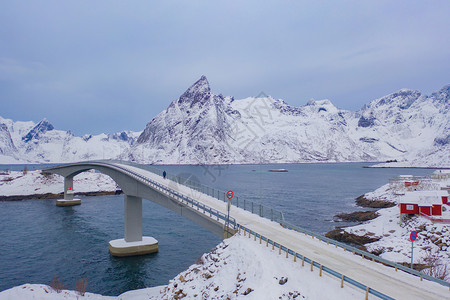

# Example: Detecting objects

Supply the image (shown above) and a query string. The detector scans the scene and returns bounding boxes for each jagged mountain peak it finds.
[178,75,212,107]
[430,84,450,103]
[365,88,422,111]
[0,122,17,156]
[36,118,54,129]
[22,118,54,142]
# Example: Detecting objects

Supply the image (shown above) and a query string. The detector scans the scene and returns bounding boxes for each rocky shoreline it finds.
[0,190,123,201]
[355,194,396,208]
[325,228,380,249]
[326,194,393,250]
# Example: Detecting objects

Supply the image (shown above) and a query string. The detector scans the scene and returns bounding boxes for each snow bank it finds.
[160,234,362,299]
[0,284,163,300]
[0,170,117,197]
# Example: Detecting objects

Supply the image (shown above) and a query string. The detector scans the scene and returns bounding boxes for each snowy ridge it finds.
[0,79,448,166]
[0,116,141,164]
[125,78,449,166]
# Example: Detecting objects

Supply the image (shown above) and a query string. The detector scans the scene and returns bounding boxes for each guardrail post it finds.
[254,232,256,241]
[238,225,241,234]
[341,275,344,288]
[279,244,282,255]
[310,261,314,272]
[286,249,289,258]
[251,202,254,213]
[272,241,275,250]
[365,287,369,300]
[302,256,305,267]
[271,209,273,221]
[243,228,246,236]
[319,265,322,277]
[294,253,297,262]
[395,267,397,271]
[259,235,262,244]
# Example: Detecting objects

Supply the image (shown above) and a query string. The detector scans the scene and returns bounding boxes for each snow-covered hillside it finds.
[0,116,141,163]
[123,77,449,166]
[1,77,448,166]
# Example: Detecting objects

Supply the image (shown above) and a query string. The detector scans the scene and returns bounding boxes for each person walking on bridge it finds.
[163,170,167,179]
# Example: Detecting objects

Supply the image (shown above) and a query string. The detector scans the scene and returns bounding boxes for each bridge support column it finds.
[109,195,158,257]
[56,176,81,207]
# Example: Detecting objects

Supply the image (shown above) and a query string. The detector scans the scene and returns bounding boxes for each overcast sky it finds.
[1,1,449,135]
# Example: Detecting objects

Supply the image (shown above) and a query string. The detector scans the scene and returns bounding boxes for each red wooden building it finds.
[399,191,448,216]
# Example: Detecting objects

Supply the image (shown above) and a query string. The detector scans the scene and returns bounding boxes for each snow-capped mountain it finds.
[124,76,449,167]
[0,116,141,163]
[1,77,448,166]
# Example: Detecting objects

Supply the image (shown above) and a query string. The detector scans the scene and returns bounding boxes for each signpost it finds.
[226,191,233,238]
[410,230,417,269]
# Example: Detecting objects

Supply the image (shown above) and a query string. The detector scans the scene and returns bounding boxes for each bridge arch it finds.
[45,162,234,256]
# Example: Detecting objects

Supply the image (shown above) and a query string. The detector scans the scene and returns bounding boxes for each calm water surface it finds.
[0,163,433,295]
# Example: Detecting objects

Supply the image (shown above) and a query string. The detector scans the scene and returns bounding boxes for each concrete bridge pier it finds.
[56,176,81,207]
[109,195,158,257]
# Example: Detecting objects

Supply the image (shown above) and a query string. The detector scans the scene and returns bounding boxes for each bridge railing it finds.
[100,160,285,223]
[238,224,395,300]
[279,221,450,290]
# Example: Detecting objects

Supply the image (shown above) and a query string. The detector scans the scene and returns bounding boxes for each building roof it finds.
[399,191,448,206]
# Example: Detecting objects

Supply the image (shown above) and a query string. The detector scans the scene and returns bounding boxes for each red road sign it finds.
[226,190,234,199]
[410,231,417,242]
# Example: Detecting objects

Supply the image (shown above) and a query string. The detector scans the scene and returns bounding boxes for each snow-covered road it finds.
[114,163,449,300]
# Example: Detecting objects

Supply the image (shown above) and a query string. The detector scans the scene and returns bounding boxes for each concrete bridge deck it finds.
[46,161,450,300]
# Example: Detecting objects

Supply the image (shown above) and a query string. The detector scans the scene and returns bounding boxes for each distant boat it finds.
[268,169,288,172]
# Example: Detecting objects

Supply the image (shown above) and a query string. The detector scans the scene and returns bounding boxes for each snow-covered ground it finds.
[344,173,450,281]
[0,284,163,300]
[0,169,117,197]
[0,235,364,300]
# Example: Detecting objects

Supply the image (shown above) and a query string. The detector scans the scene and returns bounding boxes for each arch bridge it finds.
[44,161,236,256]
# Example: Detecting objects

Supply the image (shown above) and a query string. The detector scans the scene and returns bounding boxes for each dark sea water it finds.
[0,163,433,295]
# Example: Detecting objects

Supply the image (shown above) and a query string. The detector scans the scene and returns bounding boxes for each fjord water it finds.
[0,163,433,295]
